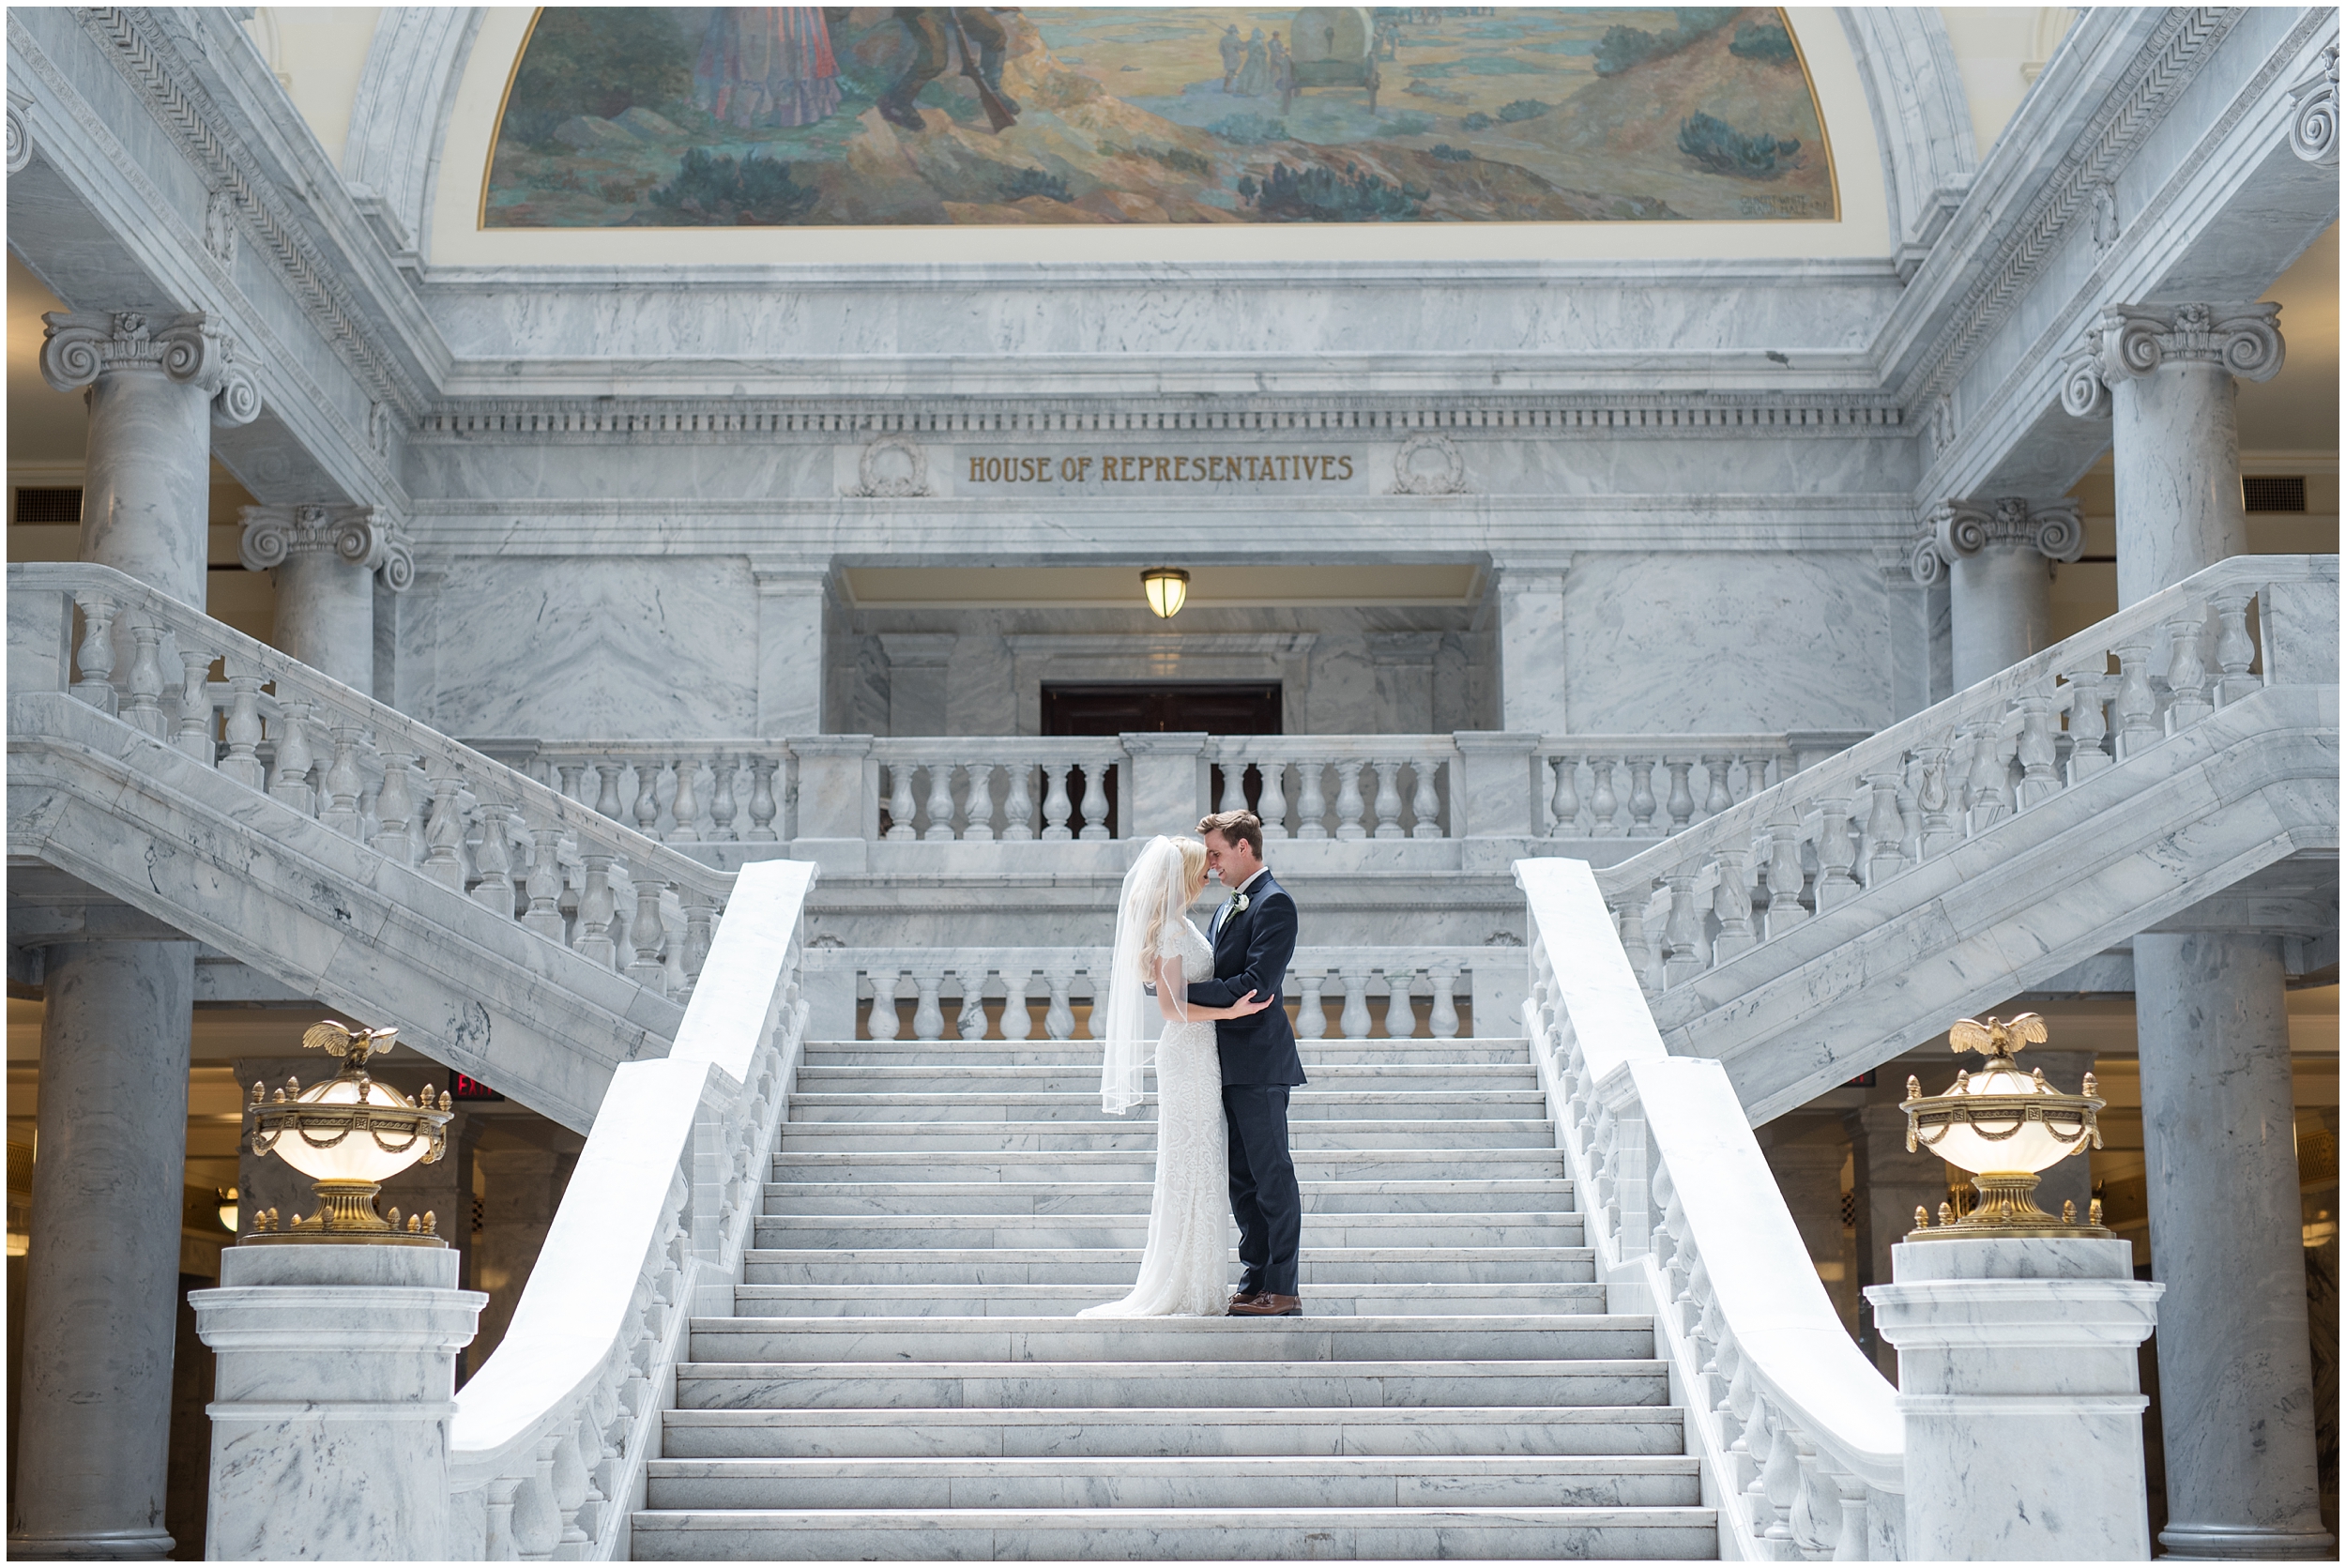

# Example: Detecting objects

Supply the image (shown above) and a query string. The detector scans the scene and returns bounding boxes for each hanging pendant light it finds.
[1141,567,1190,619]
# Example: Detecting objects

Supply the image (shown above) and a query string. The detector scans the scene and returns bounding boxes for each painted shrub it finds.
[484,7,1836,226]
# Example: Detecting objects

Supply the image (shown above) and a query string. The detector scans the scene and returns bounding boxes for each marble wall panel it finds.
[1561,553,1899,733]
[413,556,759,738]
[1471,431,1920,499]
[406,440,835,503]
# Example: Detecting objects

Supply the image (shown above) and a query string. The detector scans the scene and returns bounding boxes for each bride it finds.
[1079,835,1272,1318]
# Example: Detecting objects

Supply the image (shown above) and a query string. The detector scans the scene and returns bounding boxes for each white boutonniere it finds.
[1232,893,1251,913]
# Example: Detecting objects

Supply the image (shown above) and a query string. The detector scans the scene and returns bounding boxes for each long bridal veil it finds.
[1098,836,1193,1115]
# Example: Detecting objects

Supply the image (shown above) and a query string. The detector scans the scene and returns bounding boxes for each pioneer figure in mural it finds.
[878,8,1022,132]
[693,7,842,129]
[1218,22,1242,91]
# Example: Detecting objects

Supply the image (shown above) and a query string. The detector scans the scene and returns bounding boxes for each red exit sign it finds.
[449,1072,504,1102]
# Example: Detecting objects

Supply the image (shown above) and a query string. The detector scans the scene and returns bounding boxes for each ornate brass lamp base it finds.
[241,1179,448,1248]
[1905,1171,2114,1241]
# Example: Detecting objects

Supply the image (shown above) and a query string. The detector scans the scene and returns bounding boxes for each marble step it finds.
[748,1212,1586,1252]
[659,1403,1687,1460]
[770,1148,1567,1184]
[642,1454,1703,1511]
[672,1357,1672,1411]
[759,1179,1575,1216]
[740,1246,1596,1287]
[793,1063,1538,1094]
[777,1119,1557,1151]
[805,1039,1535,1068]
[687,1315,1656,1366]
[785,1089,1550,1123]
[724,1282,1610,1317]
[628,1503,1718,1561]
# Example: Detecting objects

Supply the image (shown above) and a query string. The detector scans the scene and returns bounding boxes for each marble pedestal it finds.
[190,1244,484,1560]
[8,940,195,1560]
[2134,932,2335,1560]
[1869,1236,2161,1560]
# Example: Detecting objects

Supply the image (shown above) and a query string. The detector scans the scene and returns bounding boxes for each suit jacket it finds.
[1186,871,1306,1088]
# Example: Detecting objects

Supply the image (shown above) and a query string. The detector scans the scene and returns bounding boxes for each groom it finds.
[1187,809,1305,1317]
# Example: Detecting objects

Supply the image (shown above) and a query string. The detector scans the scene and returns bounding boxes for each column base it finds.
[2157,1522,2340,1560]
[5,1528,175,1560]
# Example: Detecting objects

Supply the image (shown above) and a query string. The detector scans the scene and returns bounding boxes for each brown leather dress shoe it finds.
[1227,1289,1263,1312]
[1227,1293,1302,1317]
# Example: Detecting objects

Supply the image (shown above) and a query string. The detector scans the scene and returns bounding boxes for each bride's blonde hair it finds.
[1135,836,1208,984]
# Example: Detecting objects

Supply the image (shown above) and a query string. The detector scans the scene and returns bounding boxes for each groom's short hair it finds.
[1198,809,1264,858]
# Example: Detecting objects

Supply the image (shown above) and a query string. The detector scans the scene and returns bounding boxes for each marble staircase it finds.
[629,1032,1719,1561]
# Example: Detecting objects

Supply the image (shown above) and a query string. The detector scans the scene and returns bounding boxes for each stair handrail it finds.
[1518,857,1905,1560]
[1592,555,2338,996]
[8,562,735,996]
[446,859,815,1560]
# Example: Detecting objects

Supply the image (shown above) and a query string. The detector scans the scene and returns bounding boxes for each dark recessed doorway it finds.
[1040,683,1283,836]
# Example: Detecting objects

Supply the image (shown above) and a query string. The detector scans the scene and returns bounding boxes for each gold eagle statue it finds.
[300,1018,400,1068]
[1948,1012,2049,1059]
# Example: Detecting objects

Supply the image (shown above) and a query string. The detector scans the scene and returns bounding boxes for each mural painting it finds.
[484,7,1836,226]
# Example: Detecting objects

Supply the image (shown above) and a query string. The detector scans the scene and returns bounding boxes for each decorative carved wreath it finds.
[855,436,930,498]
[1392,433,1466,495]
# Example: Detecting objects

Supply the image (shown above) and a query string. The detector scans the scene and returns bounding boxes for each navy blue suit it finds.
[1187,871,1305,1298]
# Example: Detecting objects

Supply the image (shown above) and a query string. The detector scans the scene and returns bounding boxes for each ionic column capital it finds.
[238,503,414,591]
[2290,43,2338,165]
[39,309,262,426]
[1908,496,2083,584]
[2060,302,2284,419]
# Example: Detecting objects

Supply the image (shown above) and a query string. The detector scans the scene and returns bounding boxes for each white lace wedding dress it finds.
[1078,917,1230,1317]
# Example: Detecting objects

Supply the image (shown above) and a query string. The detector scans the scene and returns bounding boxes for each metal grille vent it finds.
[2244,475,2307,512]
[13,486,83,524]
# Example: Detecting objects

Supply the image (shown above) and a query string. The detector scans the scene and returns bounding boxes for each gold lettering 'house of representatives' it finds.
[966,452,1362,487]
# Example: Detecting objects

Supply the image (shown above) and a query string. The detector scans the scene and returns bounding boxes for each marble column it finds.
[238,505,413,697]
[39,310,261,611]
[2134,933,2334,1559]
[754,562,828,737]
[1493,565,1568,736]
[1909,497,2084,687]
[879,633,956,737]
[2061,303,2283,608]
[9,942,196,1560]
[1853,1099,1952,1380]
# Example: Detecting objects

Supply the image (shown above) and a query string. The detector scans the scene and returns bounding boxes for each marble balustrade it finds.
[488,740,794,845]
[804,946,1482,1043]
[1518,860,1904,1560]
[10,562,734,1001]
[871,739,1127,843]
[1536,736,1810,839]
[1592,556,2332,996]
[446,861,814,1560]
[1202,737,1457,840]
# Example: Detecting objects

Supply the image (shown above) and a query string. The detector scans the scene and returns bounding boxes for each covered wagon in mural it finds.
[1286,8,1382,114]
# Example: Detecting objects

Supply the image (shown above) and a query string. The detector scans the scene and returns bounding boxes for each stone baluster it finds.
[885,761,920,841]
[1000,762,1037,842]
[1409,757,1443,839]
[1625,757,1660,837]
[1295,972,1328,1040]
[1076,763,1111,842]
[69,592,118,712]
[419,765,469,892]
[1814,794,1858,911]
[118,617,168,738]
[632,762,665,841]
[1295,761,1330,841]
[2063,665,2113,782]
[523,827,566,939]
[593,762,625,820]
[2211,590,2259,704]
[473,797,518,917]
[2110,641,2161,759]
[1661,872,1706,987]
[1041,763,1074,842]
[173,648,215,762]
[866,974,902,1041]
[707,752,739,842]
[1662,759,1697,833]
[998,973,1034,1041]
[1369,761,1406,839]
[1382,969,1419,1038]
[917,761,953,842]
[2163,612,2215,732]
[554,762,586,808]
[1043,969,1075,1041]
[1257,759,1290,840]
[373,753,419,864]
[1699,754,1733,819]
[1076,974,1102,1040]
[1862,771,1906,886]
[320,723,367,837]
[741,755,778,841]
[219,661,266,789]
[2013,687,2062,808]
[1546,754,1581,837]
[269,700,318,815]
[1336,966,1373,1039]
[623,873,667,986]
[1427,967,1460,1039]
[1962,719,2012,833]
[1760,800,1806,939]
[572,853,617,968]
[670,757,703,842]
[956,977,988,1042]
[679,894,716,997]
[958,763,997,842]
[1614,886,1658,990]
[1332,760,1368,841]
[1912,738,1958,860]
[1712,846,1756,963]
[1587,759,1621,837]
